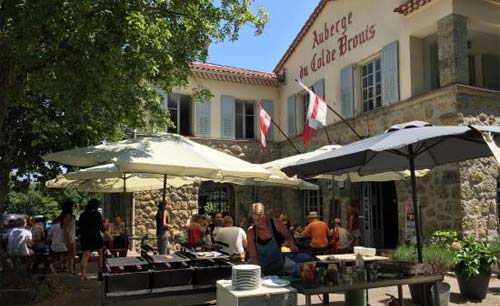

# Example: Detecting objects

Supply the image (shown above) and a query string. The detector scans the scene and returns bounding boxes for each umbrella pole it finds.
[162,174,167,205]
[408,145,423,263]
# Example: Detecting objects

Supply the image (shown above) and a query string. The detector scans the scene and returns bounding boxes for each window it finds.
[235,100,255,139]
[163,94,192,136]
[303,187,323,221]
[299,93,310,134]
[198,182,234,216]
[361,58,382,112]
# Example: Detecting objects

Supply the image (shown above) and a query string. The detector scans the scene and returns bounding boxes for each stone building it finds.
[104,0,500,249]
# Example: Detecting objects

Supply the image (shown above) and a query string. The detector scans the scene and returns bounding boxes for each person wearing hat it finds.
[301,211,330,254]
[330,218,353,254]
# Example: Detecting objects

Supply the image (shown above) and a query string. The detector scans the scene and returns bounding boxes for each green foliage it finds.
[0,1,268,212]
[453,238,498,279]
[431,230,459,247]
[393,244,454,274]
[5,184,60,217]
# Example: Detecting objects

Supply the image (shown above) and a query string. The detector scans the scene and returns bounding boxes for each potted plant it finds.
[453,238,498,300]
[394,230,457,306]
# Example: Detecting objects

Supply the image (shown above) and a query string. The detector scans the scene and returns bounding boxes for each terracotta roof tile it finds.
[393,0,434,16]
[191,63,279,87]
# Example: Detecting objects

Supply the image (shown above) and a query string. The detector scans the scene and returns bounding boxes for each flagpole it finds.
[269,116,301,154]
[295,79,362,140]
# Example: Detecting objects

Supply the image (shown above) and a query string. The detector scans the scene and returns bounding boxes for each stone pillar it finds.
[437,14,469,86]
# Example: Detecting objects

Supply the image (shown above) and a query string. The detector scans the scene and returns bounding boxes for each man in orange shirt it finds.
[302,211,330,254]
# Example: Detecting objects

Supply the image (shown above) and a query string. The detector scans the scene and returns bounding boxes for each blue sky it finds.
[207,1,319,72]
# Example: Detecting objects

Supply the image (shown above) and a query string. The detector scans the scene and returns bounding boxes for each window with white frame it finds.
[235,100,255,139]
[164,94,192,136]
[361,58,382,112]
[303,187,323,221]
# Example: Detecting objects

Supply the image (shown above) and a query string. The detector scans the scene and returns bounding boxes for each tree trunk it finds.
[0,61,13,232]
[0,165,9,231]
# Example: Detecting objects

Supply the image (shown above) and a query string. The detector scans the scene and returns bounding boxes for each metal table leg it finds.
[306,294,312,306]
[397,285,404,306]
[322,293,329,305]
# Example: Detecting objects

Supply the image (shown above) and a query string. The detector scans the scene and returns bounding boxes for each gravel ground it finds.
[34,259,500,306]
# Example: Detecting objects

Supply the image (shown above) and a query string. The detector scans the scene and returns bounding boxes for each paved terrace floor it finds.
[34,258,500,306]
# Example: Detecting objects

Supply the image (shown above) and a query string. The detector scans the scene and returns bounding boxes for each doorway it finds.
[360,181,398,249]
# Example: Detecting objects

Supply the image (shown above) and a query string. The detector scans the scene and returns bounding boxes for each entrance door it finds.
[360,182,398,249]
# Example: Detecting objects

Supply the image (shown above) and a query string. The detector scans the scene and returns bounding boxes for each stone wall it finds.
[457,88,500,240]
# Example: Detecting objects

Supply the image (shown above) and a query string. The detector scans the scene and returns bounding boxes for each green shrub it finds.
[393,244,454,274]
[431,230,459,248]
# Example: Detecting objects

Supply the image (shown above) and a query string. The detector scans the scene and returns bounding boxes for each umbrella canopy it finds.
[44,133,271,180]
[283,122,500,178]
[217,167,319,190]
[265,145,429,182]
[283,121,500,263]
[46,174,195,193]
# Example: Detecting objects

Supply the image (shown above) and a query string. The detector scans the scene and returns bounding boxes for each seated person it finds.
[110,216,128,257]
[302,211,330,254]
[7,218,33,258]
[214,216,247,261]
[187,214,208,248]
[330,218,353,254]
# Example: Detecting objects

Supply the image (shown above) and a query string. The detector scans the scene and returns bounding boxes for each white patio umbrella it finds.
[217,167,319,190]
[283,121,500,263]
[44,133,272,203]
[46,174,195,193]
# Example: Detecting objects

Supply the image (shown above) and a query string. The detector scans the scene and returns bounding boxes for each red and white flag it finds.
[257,101,271,148]
[297,80,327,145]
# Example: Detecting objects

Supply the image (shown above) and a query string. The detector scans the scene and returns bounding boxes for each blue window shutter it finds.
[261,99,273,141]
[287,95,297,137]
[195,101,210,137]
[340,65,354,118]
[482,54,500,90]
[382,41,400,105]
[312,79,325,100]
[220,95,235,139]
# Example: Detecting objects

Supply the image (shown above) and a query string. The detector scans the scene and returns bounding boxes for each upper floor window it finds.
[235,100,254,139]
[163,94,192,136]
[300,92,310,134]
[361,58,382,112]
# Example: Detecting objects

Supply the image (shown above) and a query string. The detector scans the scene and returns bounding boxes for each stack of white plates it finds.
[231,264,261,290]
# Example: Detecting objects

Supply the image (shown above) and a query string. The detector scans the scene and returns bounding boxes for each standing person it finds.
[247,203,298,276]
[210,212,223,241]
[59,199,76,273]
[79,198,112,280]
[214,216,247,261]
[156,202,171,255]
[330,218,353,254]
[347,201,360,246]
[301,211,329,254]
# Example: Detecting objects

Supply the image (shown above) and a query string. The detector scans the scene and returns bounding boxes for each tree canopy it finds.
[0,1,268,217]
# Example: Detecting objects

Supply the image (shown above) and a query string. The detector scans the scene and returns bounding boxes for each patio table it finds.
[292,274,443,306]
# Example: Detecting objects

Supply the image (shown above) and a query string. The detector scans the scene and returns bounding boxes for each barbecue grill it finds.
[104,257,150,292]
[145,253,194,288]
